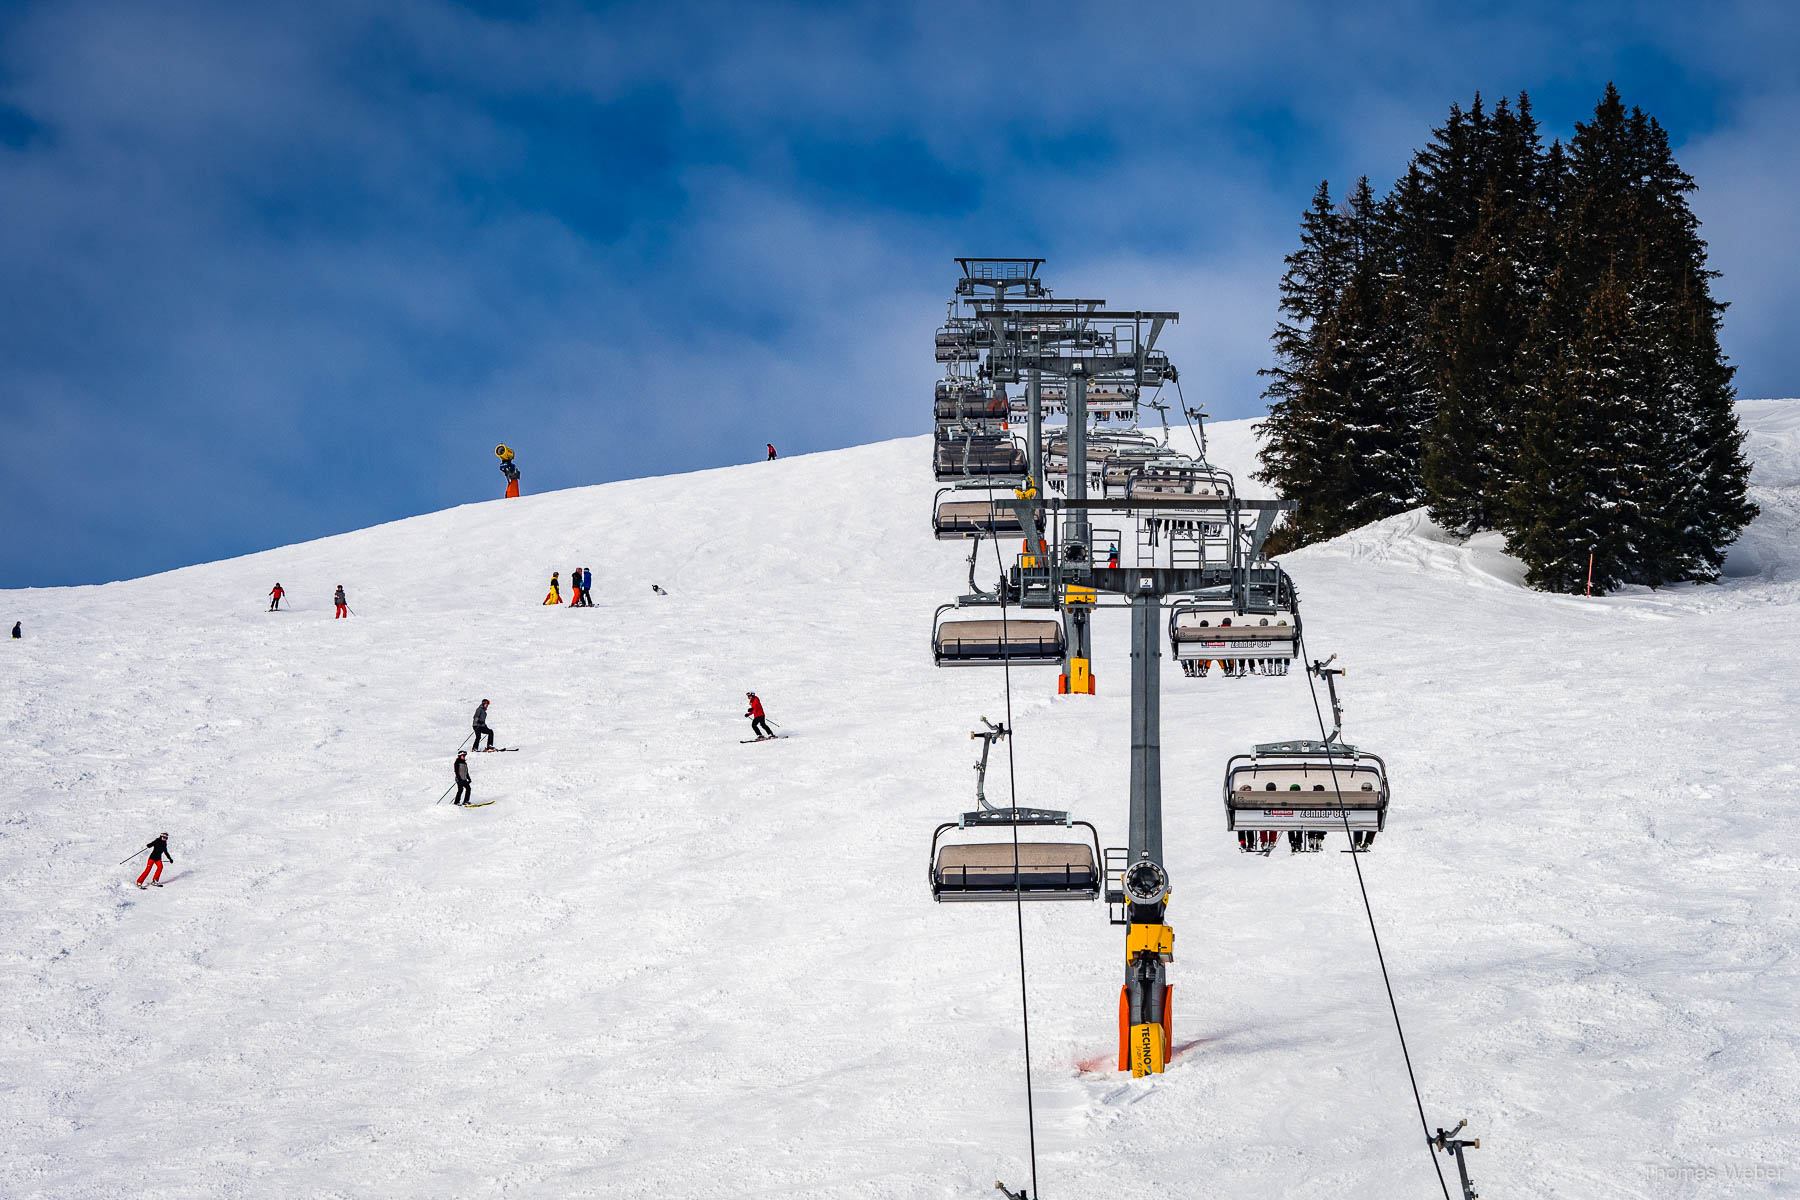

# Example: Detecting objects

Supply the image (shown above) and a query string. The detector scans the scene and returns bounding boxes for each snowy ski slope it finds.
[4,403,1799,1199]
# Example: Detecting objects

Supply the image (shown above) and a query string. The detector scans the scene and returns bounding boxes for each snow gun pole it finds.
[118,846,149,866]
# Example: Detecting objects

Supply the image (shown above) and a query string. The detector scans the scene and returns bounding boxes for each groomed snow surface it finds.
[5,403,1799,1199]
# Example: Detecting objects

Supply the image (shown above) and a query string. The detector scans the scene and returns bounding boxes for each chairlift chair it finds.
[931,815,1104,901]
[933,489,1028,540]
[934,386,1010,425]
[933,604,1065,666]
[934,325,982,363]
[934,430,1028,482]
[1223,740,1389,853]
[1169,605,1299,678]
[1042,430,1160,493]
[929,718,1103,902]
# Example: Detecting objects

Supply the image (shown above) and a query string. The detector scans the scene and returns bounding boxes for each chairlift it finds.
[1223,740,1388,854]
[1035,382,1139,421]
[1127,463,1233,520]
[1169,606,1298,678]
[1042,430,1160,493]
[934,325,982,363]
[933,489,1027,540]
[934,431,1028,481]
[930,720,1103,902]
[934,384,1010,425]
[933,605,1064,666]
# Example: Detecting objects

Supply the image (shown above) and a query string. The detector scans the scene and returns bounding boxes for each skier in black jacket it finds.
[135,833,173,888]
[453,752,473,806]
[472,699,495,752]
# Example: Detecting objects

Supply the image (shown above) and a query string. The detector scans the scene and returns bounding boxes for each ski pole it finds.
[119,846,149,866]
[435,782,456,805]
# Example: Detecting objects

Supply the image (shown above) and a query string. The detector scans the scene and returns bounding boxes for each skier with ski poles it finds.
[745,692,775,741]
[334,585,349,619]
[132,833,173,888]
[452,751,473,806]
[269,583,285,611]
[472,699,495,752]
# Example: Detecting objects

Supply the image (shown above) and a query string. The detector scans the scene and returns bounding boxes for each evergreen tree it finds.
[1509,276,1648,592]
[1260,179,1418,550]
[1422,93,1548,533]
[1259,181,1347,416]
[1257,181,1350,549]
[1257,83,1753,585]
[1376,163,1439,497]
[1508,84,1755,590]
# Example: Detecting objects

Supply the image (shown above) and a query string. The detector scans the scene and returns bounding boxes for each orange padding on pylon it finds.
[506,480,520,498]
[1117,986,1130,1072]
[1163,986,1173,1062]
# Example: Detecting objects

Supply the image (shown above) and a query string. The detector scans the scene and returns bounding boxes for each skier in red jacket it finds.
[268,583,285,611]
[745,692,775,740]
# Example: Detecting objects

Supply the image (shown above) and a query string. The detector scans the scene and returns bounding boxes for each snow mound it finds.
[4,407,1799,1198]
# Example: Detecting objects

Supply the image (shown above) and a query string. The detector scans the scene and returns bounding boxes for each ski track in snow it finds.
[3,405,1799,1198]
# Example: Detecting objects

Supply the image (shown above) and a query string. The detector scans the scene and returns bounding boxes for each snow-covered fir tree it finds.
[1507,85,1755,592]
[1258,84,1754,592]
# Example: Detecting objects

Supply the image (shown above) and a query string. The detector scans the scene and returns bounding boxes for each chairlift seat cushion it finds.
[934,841,1099,897]
[935,620,1064,661]
[935,501,1025,534]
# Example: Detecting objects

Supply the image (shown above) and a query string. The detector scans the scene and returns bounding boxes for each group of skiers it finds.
[442,692,779,811]
[133,689,785,882]
[544,568,594,606]
[1179,618,1291,679]
[267,583,351,616]
[447,699,499,806]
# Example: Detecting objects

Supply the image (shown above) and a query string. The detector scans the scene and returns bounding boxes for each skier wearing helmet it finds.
[744,692,775,741]
[136,833,173,888]
[453,752,473,806]
[472,699,495,752]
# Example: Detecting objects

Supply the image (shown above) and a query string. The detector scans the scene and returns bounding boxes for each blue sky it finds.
[4,0,1797,587]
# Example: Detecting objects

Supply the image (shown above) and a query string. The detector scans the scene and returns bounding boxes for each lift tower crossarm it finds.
[969,308,1178,322]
